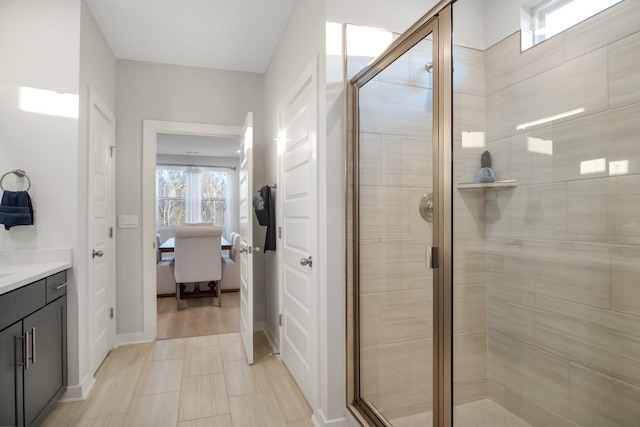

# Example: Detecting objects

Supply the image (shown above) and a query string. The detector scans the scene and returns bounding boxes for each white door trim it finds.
[140,120,242,342]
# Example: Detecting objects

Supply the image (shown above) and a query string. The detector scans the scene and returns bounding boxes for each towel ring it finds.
[0,169,31,192]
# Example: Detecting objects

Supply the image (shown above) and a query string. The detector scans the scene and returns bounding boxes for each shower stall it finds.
[347,0,640,426]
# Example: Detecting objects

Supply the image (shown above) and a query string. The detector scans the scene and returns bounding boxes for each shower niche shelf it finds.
[456,180,517,189]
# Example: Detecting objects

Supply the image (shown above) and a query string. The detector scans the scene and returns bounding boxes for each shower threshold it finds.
[389,398,532,427]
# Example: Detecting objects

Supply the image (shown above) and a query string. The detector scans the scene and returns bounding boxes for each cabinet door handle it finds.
[56,283,68,290]
[30,327,36,365]
[24,331,31,370]
[15,335,26,367]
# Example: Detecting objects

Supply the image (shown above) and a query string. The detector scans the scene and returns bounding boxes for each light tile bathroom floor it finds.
[42,332,313,427]
[391,399,532,427]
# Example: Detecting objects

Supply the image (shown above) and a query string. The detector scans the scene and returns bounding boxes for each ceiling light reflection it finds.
[516,108,585,130]
[276,130,286,156]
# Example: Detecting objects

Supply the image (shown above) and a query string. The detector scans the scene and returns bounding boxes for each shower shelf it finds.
[456,180,517,189]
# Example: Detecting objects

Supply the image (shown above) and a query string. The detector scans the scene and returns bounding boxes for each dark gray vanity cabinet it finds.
[0,321,24,426]
[0,270,68,427]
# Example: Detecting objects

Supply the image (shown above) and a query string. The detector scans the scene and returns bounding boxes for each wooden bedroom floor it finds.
[157,291,240,340]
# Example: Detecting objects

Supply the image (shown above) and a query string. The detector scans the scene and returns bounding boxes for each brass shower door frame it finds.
[346,1,453,426]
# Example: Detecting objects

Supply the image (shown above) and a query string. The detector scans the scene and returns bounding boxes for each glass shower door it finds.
[351,19,441,426]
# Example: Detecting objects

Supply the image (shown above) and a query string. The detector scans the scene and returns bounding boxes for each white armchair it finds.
[173,224,223,309]
[156,226,175,245]
[220,233,241,291]
[156,234,176,296]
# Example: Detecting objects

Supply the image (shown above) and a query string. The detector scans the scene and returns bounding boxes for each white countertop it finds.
[0,248,72,296]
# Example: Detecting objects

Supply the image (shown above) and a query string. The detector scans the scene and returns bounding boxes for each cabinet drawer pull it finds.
[55,283,68,290]
[30,327,36,365]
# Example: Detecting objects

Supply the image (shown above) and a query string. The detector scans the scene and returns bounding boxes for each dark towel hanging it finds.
[253,185,276,251]
[0,191,34,230]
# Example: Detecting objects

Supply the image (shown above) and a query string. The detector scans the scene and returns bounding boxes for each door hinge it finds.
[278,226,282,239]
[109,227,113,238]
[279,314,282,326]
[109,146,115,158]
[109,307,114,319]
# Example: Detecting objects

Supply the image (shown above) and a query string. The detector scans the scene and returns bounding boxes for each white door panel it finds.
[278,57,318,407]
[239,112,255,365]
[283,265,310,308]
[283,220,308,251]
[88,88,116,375]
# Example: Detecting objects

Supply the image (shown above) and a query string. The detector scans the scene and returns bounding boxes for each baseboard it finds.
[312,409,347,427]
[264,324,279,354]
[157,293,174,298]
[157,289,238,298]
[115,331,155,347]
[61,372,95,402]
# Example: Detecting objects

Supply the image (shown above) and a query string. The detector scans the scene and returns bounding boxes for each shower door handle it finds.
[426,246,438,269]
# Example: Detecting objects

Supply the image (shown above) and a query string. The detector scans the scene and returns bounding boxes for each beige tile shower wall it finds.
[452,45,489,406]
[482,2,640,425]
[355,38,435,419]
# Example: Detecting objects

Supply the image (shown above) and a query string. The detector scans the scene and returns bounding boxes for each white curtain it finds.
[224,169,237,239]
[184,166,202,223]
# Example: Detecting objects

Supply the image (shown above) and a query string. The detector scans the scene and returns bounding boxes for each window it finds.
[156,165,232,234]
[157,166,186,226]
[522,0,624,50]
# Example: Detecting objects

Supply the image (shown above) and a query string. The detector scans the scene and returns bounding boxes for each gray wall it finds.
[0,0,80,250]
[76,0,117,393]
[115,60,263,335]
[0,0,116,397]
[262,0,326,358]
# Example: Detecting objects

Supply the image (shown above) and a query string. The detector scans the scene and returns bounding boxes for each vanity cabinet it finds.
[0,270,67,427]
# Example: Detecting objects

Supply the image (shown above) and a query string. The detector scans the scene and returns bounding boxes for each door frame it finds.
[88,87,116,374]
[346,1,453,426]
[276,55,319,408]
[141,120,242,341]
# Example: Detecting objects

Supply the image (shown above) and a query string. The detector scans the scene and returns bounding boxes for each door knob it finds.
[419,193,434,223]
[254,247,261,253]
[300,256,312,267]
[92,249,104,258]
[239,247,248,253]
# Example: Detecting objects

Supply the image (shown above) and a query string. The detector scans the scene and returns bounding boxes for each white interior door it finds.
[239,112,255,364]
[278,58,318,405]
[88,88,116,374]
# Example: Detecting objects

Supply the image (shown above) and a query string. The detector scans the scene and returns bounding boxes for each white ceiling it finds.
[86,0,298,73]
[157,133,240,158]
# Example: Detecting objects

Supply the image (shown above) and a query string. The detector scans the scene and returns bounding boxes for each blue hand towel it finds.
[0,191,34,230]
[474,167,496,183]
